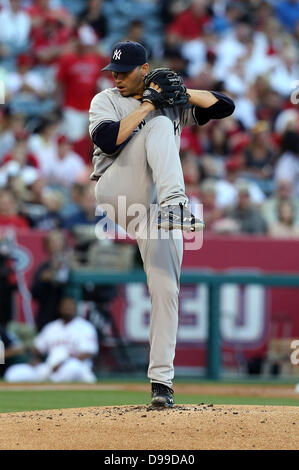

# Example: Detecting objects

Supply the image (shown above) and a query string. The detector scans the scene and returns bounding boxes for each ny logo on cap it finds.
[113,49,122,60]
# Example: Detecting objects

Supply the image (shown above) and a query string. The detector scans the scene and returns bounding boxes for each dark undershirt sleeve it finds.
[193,91,235,125]
[92,120,132,155]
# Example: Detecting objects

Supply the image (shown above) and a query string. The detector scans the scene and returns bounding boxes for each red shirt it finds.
[0,215,29,229]
[57,53,104,111]
[168,8,211,40]
[27,4,72,65]
[180,127,204,155]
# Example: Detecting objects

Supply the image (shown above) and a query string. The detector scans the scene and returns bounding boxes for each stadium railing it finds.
[67,269,299,380]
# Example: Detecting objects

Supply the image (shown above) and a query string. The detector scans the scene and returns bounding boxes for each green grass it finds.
[1,389,299,413]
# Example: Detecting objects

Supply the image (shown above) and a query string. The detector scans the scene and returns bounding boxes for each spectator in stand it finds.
[47,135,86,187]
[214,22,254,79]
[0,112,27,164]
[254,84,284,129]
[210,2,246,35]
[262,16,285,57]
[180,30,217,79]
[19,173,64,230]
[27,0,74,28]
[27,116,60,180]
[31,229,71,331]
[164,47,189,78]
[55,24,105,161]
[101,0,162,54]
[0,0,31,69]
[215,158,266,209]
[0,189,29,229]
[124,19,153,60]
[62,183,99,230]
[269,46,299,98]
[199,179,224,232]
[0,130,41,188]
[181,150,203,219]
[241,120,276,194]
[59,182,89,220]
[262,179,299,227]
[26,0,74,66]
[225,184,268,235]
[275,130,299,197]
[209,120,231,161]
[168,0,211,42]
[220,39,278,100]
[2,130,39,170]
[269,200,299,238]
[5,53,55,117]
[27,189,64,231]
[78,0,108,40]
[160,0,187,27]
[180,124,205,157]
[23,175,47,206]
[60,0,86,17]
[274,108,299,137]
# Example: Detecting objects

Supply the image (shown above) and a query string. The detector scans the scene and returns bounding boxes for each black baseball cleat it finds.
[151,383,175,408]
[158,203,205,232]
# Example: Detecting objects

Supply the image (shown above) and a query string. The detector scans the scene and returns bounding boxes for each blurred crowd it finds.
[0,0,298,241]
[0,0,299,381]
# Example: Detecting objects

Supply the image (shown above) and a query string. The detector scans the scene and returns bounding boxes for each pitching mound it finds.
[1,404,299,450]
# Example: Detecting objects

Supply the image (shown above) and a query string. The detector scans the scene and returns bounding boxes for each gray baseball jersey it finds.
[89,87,198,180]
[89,87,196,388]
[89,82,234,390]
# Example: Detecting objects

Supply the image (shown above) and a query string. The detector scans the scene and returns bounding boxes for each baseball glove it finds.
[141,68,189,109]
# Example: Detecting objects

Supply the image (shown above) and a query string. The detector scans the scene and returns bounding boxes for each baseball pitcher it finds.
[89,41,235,407]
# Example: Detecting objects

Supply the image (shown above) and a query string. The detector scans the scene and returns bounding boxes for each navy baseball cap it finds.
[102,41,148,72]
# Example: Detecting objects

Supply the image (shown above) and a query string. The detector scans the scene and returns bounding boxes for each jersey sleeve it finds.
[179,103,200,128]
[180,91,235,127]
[77,323,99,356]
[89,92,120,137]
[34,325,51,354]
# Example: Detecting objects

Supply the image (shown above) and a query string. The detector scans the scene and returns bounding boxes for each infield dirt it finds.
[1,403,299,450]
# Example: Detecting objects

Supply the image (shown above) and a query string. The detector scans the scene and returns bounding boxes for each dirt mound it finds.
[1,404,299,450]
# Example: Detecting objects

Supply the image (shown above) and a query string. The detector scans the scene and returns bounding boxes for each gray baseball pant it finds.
[95,115,188,387]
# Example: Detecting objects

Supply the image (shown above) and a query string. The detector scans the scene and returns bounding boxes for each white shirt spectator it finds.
[214,30,272,82]
[214,31,247,78]
[48,150,85,187]
[275,152,299,198]
[216,178,266,209]
[28,134,58,179]
[181,39,207,77]
[233,96,257,129]
[5,70,46,97]
[0,130,16,163]
[270,60,299,97]
[0,5,31,48]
